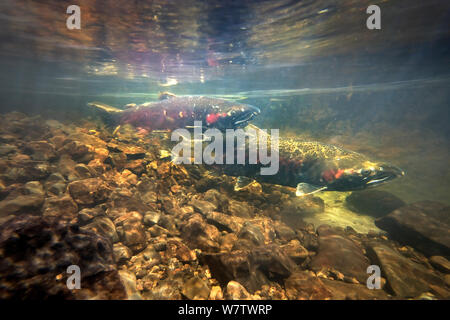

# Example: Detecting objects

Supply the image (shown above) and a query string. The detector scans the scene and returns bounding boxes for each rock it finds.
[181,214,221,252]
[249,244,298,279]
[68,178,111,206]
[24,181,45,197]
[140,246,161,267]
[209,285,223,300]
[429,256,450,274]
[48,182,67,196]
[237,222,266,246]
[226,281,253,300]
[189,198,217,215]
[274,221,297,242]
[201,245,297,292]
[115,211,146,254]
[1,160,50,183]
[285,271,389,300]
[143,211,161,227]
[220,233,238,252]
[310,225,370,283]
[147,279,182,299]
[165,239,196,262]
[375,201,450,257]
[77,206,104,224]
[182,276,211,300]
[42,194,78,219]
[82,216,119,243]
[140,190,158,204]
[0,214,126,299]
[285,271,333,300]
[346,190,406,217]
[118,270,143,300]
[0,194,44,216]
[24,141,56,161]
[113,243,132,264]
[228,200,252,218]
[280,239,309,263]
[0,144,17,156]
[74,163,93,179]
[206,211,243,233]
[367,244,448,298]
[57,154,77,178]
[59,140,93,162]
[445,275,450,287]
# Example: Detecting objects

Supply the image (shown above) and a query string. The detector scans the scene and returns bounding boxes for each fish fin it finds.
[151,129,172,133]
[158,91,177,100]
[296,183,327,197]
[112,125,121,136]
[234,176,256,191]
[87,102,122,113]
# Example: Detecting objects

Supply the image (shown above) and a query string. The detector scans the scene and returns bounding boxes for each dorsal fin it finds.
[87,102,122,113]
[158,91,177,100]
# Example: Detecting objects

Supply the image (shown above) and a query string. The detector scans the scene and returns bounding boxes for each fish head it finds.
[204,103,260,130]
[322,160,405,191]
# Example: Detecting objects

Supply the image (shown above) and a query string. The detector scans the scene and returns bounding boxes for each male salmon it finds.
[88,93,260,132]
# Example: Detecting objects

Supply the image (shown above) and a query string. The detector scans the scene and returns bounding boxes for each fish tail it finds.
[87,102,122,127]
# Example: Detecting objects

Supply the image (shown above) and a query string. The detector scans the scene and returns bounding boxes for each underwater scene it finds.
[0,0,449,301]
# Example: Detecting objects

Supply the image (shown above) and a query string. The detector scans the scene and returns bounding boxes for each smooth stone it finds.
[118,270,143,300]
[429,256,450,274]
[189,198,217,215]
[346,190,405,217]
[367,243,448,298]
[113,243,132,264]
[226,281,253,300]
[310,226,370,283]
[375,201,450,257]
[181,276,211,300]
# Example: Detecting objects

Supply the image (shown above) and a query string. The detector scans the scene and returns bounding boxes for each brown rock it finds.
[429,256,450,274]
[310,225,370,283]
[0,214,126,299]
[68,178,111,205]
[367,243,448,298]
[182,276,211,300]
[42,194,78,219]
[24,141,56,161]
[226,281,253,300]
[166,239,196,262]
[376,201,450,257]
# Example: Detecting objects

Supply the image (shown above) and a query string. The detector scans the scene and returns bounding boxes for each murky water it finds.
[0,0,449,300]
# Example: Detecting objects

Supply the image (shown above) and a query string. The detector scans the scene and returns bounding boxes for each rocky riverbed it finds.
[0,111,449,300]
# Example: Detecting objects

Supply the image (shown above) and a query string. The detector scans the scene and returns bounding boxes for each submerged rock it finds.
[284,271,389,300]
[68,178,111,206]
[226,281,254,300]
[367,243,448,298]
[375,201,450,258]
[0,214,126,299]
[181,276,211,300]
[429,256,450,274]
[309,225,370,283]
[42,194,78,219]
[0,194,44,217]
[346,190,405,217]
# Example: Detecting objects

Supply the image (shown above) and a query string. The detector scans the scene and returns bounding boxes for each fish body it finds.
[88,94,260,132]
[222,135,404,196]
